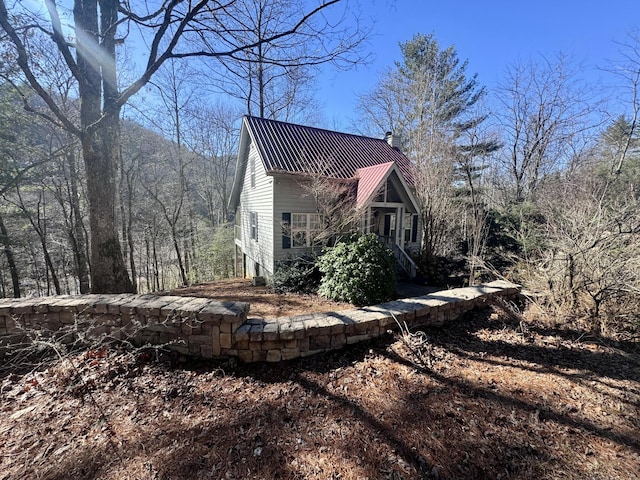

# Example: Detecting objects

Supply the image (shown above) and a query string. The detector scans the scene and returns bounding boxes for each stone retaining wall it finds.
[0,294,250,359]
[0,280,519,363]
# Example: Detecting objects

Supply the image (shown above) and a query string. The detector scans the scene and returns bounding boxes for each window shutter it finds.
[250,156,256,188]
[411,214,418,243]
[255,213,258,241]
[282,212,291,249]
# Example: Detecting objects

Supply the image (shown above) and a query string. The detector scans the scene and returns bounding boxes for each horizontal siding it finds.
[273,176,321,262]
[240,143,274,277]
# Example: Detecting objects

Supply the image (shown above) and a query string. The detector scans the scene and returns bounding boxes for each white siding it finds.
[239,143,274,277]
[273,176,320,262]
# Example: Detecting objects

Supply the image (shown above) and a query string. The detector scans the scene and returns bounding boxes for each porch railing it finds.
[377,235,418,279]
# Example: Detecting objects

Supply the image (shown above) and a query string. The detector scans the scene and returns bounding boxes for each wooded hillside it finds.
[1,3,639,339]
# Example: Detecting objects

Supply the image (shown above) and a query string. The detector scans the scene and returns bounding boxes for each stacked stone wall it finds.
[0,281,519,363]
[0,294,249,359]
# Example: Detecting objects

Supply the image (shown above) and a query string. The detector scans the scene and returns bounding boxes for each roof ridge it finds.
[245,115,388,144]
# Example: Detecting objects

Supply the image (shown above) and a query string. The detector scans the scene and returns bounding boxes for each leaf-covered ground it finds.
[164,278,354,319]
[1,306,639,480]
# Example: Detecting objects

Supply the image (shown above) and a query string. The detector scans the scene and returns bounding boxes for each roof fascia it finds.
[356,162,394,208]
[227,117,251,213]
[360,163,421,213]
[389,165,421,213]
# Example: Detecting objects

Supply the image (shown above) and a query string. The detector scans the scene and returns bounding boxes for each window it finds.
[404,213,413,243]
[250,212,258,241]
[383,213,396,239]
[290,213,321,247]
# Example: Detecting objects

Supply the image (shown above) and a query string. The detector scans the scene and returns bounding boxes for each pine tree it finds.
[357,34,498,282]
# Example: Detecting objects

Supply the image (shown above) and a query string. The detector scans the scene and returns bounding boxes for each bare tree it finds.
[300,171,359,247]
[494,53,598,203]
[1,83,60,297]
[456,117,499,285]
[0,0,364,293]
[605,28,640,174]
[0,212,19,297]
[48,140,91,294]
[201,0,367,120]
[522,158,640,337]
[13,183,62,295]
[186,101,241,226]
[146,61,197,286]
[357,34,496,280]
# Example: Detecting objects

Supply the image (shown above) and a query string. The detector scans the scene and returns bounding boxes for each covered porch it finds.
[362,205,419,279]
[355,162,422,279]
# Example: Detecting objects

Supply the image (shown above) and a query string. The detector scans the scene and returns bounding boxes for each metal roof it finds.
[244,116,415,182]
[355,162,394,208]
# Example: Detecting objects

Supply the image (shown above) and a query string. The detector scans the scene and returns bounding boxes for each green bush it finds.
[197,224,235,281]
[317,233,397,306]
[270,255,321,294]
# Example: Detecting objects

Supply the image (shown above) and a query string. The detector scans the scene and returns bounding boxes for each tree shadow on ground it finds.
[228,306,640,478]
[424,307,640,385]
[5,305,639,480]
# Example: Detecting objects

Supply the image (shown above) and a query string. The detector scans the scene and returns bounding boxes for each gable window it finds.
[373,178,402,203]
[250,211,258,241]
[290,213,321,247]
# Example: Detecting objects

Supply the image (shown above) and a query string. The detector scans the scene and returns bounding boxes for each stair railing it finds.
[377,235,417,279]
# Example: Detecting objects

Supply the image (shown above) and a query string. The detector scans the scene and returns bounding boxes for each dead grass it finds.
[1,305,639,480]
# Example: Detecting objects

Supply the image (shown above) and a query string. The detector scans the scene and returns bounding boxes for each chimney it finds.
[384,131,401,150]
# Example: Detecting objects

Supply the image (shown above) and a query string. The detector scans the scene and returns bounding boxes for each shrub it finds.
[197,224,234,281]
[317,233,397,306]
[270,255,321,294]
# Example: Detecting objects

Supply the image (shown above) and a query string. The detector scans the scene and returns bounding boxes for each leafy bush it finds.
[270,255,321,294]
[317,233,397,306]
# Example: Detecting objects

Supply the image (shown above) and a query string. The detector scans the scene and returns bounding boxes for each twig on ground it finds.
[390,313,435,371]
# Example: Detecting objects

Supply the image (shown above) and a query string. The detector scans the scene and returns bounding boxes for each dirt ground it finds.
[164,278,354,319]
[1,297,639,480]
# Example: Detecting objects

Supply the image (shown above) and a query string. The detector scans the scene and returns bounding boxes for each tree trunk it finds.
[15,187,61,295]
[66,144,91,293]
[170,223,188,286]
[76,0,133,293]
[126,212,137,293]
[188,208,198,283]
[0,213,20,298]
[40,237,61,295]
[82,129,134,293]
[152,231,161,291]
[119,147,138,294]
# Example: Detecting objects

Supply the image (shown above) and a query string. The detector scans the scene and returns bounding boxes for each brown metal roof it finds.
[244,116,415,182]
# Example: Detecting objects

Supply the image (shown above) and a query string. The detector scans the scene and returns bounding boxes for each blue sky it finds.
[318,0,639,129]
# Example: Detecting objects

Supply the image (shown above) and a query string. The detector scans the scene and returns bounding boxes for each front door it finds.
[383,213,396,242]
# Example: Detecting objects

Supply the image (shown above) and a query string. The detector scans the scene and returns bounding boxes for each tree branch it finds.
[0,0,81,136]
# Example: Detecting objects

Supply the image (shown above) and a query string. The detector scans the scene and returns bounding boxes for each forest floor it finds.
[1,283,639,480]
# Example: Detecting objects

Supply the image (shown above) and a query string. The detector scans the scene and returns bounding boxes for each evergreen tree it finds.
[357,34,498,282]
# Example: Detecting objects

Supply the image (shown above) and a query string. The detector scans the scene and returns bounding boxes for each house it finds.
[228,116,421,279]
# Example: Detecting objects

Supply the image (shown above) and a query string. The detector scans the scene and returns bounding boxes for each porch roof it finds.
[355,162,394,208]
